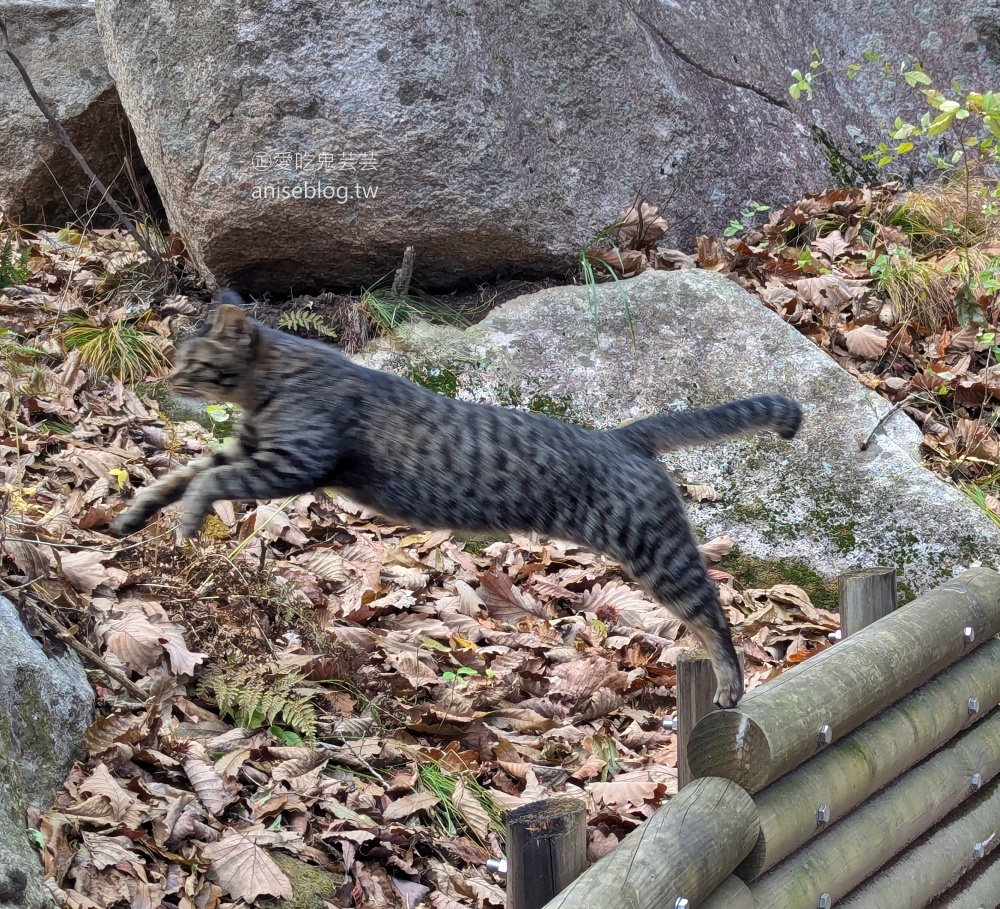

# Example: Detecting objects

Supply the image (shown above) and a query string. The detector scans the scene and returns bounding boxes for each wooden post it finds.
[688,568,1000,793]
[677,648,744,789]
[738,637,1000,880]
[839,567,897,638]
[541,778,759,909]
[506,797,587,909]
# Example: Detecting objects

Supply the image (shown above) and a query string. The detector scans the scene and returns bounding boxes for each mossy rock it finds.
[721,547,840,611]
[358,271,1000,596]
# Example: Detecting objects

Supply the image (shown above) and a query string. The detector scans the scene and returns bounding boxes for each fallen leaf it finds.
[201,828,293,903]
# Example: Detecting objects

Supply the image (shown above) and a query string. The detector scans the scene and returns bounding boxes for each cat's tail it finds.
[612,394,803,455]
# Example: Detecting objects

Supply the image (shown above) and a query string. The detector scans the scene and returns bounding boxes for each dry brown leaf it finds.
[183,753,238,816]
[58,549,127,594]
[381,791,441,822]
[699,535,734,563]
[2,538,54,579]
[99,602,206,676]
[201,828,293,903]
[811,230,849,260]
[80,832,140,871]
[586,775,664,810]
[683,483,722,502]
[477,567,554,621]
[843,325,889,359]
[392,877,432,909]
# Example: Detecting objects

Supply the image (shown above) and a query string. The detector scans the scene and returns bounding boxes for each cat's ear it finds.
[213,303,256,347]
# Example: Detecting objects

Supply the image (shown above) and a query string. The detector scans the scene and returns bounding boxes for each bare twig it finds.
[1,577,148,700]
[0,17,163,267]
[860,394,920,451]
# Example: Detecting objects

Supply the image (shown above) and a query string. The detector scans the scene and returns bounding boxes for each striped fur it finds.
[111,295,803,706]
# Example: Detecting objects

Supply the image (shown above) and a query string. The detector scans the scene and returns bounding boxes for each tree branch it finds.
[0,17,164,267]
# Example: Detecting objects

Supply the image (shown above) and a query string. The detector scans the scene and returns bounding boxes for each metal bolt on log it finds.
[968,696,980,715]
[818,894,832,909]
[661,715,679,732]
[971,772,983,790]
[964,625,976,643]
[674,900,689,908]
[818,725,833,746]
[816,805,830,826]
[486,858,508,875]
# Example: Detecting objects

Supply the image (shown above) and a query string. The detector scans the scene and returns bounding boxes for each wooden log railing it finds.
[740,636,1000,879]
[687,569,1000,793]
[541,777,758,909]
[503,567,1000,909]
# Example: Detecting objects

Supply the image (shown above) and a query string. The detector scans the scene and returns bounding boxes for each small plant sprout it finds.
[788,48,824,101]
[724,201,772,238]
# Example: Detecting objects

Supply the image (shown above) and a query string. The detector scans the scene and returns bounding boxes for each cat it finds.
[111,293,803,707]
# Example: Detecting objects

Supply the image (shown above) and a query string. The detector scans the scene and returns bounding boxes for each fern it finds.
[0,328,45,360]
[0,236,29,289]
[203,662,318,741]
[277,308,338,339]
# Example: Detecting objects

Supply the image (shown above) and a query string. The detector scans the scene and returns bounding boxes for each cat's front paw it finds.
[109,507,145,538]
[713,673,744,709]
[178,508,208,540]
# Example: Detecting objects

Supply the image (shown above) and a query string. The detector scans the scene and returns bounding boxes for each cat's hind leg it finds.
[595,475,744,707]
[635,556,744,707]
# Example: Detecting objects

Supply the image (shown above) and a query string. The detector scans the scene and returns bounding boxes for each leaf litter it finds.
[3,218,841,908]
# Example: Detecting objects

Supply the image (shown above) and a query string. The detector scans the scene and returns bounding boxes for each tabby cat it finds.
[111,293,803,707]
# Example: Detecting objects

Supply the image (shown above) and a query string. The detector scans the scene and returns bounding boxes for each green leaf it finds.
[895,141,915,154]
[904,69,932,87]
[205,403,231,423]
[926,113,954,136]
[956,282,988,330]
[877,154,893,167]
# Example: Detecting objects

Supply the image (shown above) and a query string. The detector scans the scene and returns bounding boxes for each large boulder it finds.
[0,0,147,227]
[0,595,94,909]
[94,0,1000,293]
[362,269,1000,600]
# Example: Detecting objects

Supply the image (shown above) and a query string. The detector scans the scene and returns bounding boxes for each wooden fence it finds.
[501,567,1000,909]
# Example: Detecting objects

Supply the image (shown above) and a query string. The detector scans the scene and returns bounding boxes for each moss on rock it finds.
[721,546,840,611]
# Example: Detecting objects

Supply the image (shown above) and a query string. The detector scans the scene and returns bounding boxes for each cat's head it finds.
[168,301,261,404]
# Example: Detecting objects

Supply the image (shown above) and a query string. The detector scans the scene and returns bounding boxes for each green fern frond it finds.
[0,236,30,289]
[206,662,319,741]
[0,328,45,361]
[277,308,338,339]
